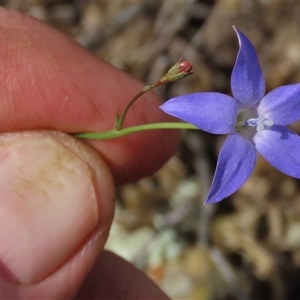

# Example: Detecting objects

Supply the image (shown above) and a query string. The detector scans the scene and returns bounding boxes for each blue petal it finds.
[231,27,265,108]
[205,133,257,204]
[160,93,237,134]
[254,125,300,179]
[258,83,300,126]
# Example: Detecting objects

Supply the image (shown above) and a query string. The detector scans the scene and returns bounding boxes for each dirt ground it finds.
[3,1,300,299]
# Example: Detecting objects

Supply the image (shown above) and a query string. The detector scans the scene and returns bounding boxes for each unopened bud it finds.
[160,60,193,84]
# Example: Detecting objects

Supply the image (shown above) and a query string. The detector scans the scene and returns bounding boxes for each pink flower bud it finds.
[177,61,193,74]
[160,60,193,84]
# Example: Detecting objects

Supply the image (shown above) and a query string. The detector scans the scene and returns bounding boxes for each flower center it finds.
[245,116,273,132]
[235,106,273,135]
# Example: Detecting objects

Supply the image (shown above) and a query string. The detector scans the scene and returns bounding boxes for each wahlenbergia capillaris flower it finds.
[160,26,300,204]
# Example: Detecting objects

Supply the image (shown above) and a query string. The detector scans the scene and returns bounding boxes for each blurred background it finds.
[2,1,300,299]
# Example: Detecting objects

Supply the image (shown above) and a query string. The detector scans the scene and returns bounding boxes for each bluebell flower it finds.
[160,26,300,204]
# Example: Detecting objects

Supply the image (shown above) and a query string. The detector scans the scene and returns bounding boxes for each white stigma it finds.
[246,116,273,132]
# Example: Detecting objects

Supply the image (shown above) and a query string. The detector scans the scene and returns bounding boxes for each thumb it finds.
[0,130,114,299]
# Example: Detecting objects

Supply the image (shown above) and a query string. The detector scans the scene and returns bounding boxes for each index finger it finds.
[0,7,179,184]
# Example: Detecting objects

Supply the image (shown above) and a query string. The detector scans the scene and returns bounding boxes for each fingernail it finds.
[0,132,103,284]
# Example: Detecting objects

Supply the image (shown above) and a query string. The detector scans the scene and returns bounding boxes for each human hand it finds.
[0,7,178,299]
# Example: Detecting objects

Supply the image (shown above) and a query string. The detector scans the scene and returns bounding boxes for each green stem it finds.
[115,82,162,131]
[74,122,198,140]
[115,89,147,131]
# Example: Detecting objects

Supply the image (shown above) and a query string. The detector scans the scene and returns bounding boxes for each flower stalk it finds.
[75,122,198,140]
[114,59,193,131]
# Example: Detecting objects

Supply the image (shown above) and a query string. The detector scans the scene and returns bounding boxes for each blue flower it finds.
[160,26,300,204]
